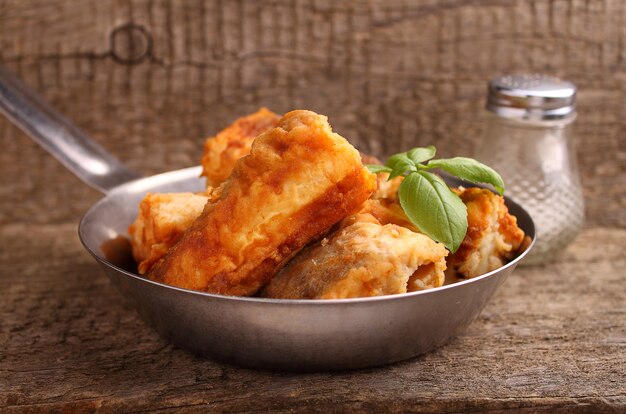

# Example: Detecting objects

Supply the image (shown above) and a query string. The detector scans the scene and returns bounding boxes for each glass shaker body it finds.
[475,113,584,265]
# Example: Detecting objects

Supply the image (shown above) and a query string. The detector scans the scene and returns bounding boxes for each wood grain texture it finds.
[1,225,624,413]
[1,2,625,411]
[0,0,625,227]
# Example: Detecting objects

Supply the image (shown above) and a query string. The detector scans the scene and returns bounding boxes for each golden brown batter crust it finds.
[447,187,525,278]
[261,213,447,299]
[200,108,279,187]
[148,110,377,295]
[128,192,209,274]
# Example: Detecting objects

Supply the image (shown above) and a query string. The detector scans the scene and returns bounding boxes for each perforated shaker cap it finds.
[487,74,576,120]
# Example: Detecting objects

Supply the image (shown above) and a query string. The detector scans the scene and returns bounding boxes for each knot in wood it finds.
[110,23,152,65]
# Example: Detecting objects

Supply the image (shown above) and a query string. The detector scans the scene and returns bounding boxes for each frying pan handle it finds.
[0,65,141,194]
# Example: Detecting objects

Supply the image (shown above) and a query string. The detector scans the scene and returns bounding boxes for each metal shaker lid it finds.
[487,74,576,120]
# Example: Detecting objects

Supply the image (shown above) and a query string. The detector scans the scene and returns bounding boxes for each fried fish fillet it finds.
[261,213,447,299]
[148,110,377,295]
[447,187,525,278]
[359,154,403,201]
[201,108,280,187]
[128,192,210,274]
[356,170,525,281]
[356,199,417,232]
[373,174,403,200]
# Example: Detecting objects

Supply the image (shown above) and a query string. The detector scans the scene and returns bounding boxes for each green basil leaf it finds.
[366,164,392,174]
[407,145,436,164]
[398,171,468,253]
[386,153,416,179]
[426,157,505,195]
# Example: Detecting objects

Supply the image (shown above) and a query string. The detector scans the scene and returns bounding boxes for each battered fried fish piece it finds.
[447,187,525,278]
[201,108,280,187]
[149,110,377,295]
[372,174,402,200]
[359,154,403,201]
[337,210,446,292]
[356,199,417,232]
[261,213,447,299]
[129,192,210,274]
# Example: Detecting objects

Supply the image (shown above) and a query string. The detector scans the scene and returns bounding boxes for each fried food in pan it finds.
[373,174,403,200]
[130,153,404,278]
[261,212,447,299]
[148,110,377,295]
[447,187,525,278]
[359,154,403,201]
[128,192,210,274]
[356,199,417,232]
[200,108,280,187]
[358,186,525,281]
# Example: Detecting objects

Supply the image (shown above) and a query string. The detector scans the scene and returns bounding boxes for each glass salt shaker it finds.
[474,74,585,265]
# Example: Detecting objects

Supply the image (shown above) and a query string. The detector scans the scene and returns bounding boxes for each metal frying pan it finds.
[0,66,535,372]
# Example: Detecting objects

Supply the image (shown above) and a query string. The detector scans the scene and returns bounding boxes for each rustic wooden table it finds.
[1,223,624,413]
[1,1,625,411]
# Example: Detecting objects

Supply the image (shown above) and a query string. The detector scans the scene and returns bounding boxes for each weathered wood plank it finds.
[0,0,625,227]
[1,1,625,409]
[1,224,624,412]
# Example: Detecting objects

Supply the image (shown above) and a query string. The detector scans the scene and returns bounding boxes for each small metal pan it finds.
[0,66,535,372]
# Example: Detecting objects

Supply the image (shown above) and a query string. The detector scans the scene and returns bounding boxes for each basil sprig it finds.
[366,146,505,253]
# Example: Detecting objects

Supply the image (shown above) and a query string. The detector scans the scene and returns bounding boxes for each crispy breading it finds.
[200,108,280,187]
[360,187,525,281]
[355,199,417,232]
[359,154,404,201]
[261,213,447,299]
[447,187,525,278]
[148,110,377,295]
[128,192,209,274]
[372,173,403,200]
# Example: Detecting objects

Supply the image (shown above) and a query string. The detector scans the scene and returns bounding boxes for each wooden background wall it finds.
[1,0,624,227]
